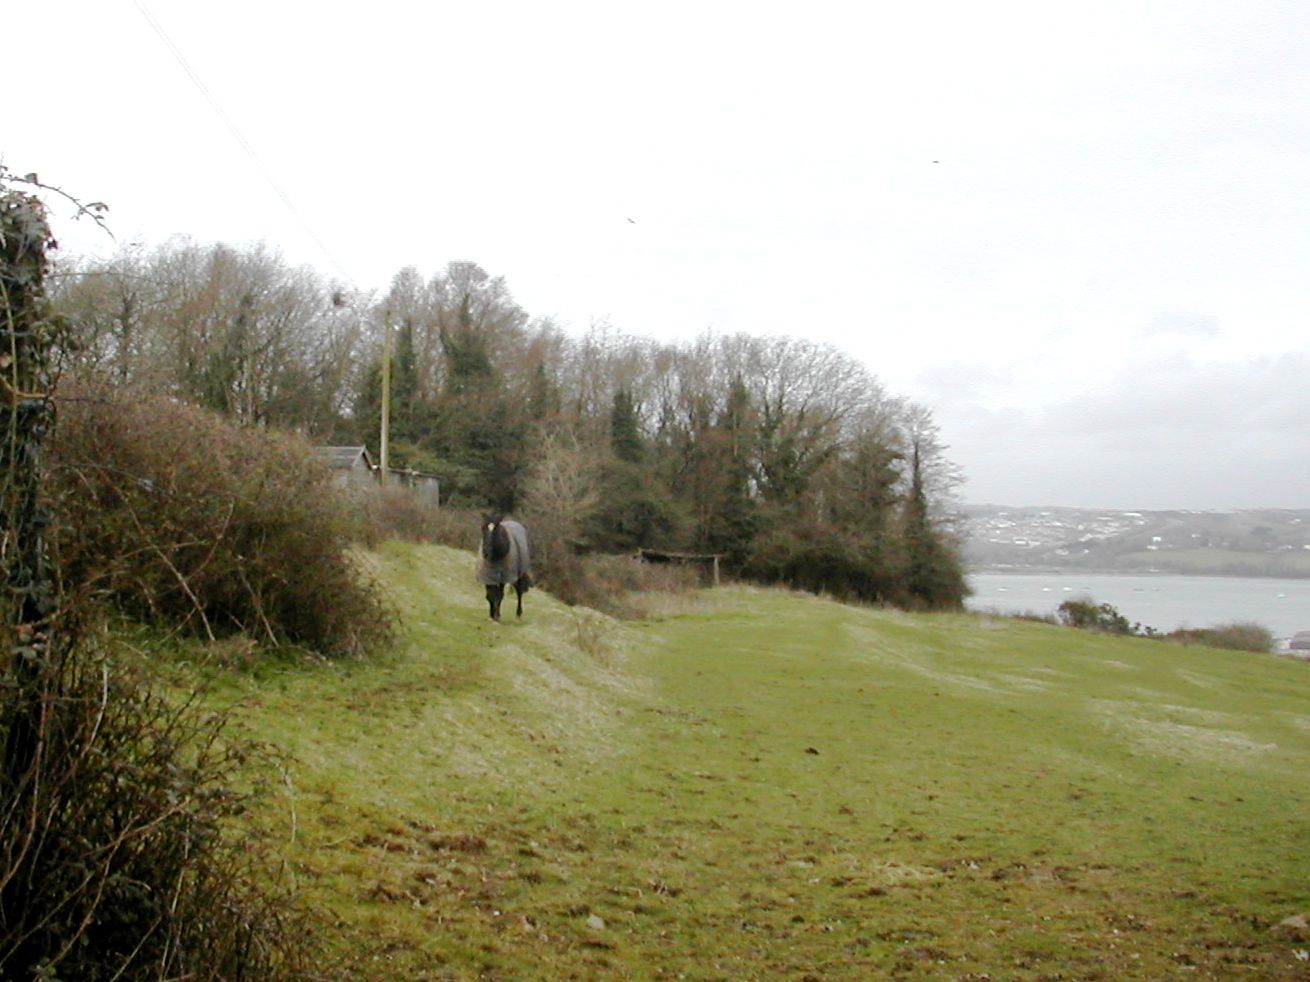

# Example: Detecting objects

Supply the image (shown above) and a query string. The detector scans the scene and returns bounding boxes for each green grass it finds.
[186,541,1310,980]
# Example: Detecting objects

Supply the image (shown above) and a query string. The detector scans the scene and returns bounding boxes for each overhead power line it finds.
[130,0,354,282]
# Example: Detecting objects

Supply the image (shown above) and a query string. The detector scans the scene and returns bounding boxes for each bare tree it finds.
[56,240,368,435]
[518,423,603,563]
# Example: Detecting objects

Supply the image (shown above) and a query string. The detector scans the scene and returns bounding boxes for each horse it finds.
[477,516,532,621]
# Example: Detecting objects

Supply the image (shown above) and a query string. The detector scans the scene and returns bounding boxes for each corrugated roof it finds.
[313,446,374,469]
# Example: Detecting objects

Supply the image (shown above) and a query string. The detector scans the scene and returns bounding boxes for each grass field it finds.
[188,542,1310,980]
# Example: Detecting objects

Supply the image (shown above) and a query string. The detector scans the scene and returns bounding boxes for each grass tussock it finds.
[50,382,393,657]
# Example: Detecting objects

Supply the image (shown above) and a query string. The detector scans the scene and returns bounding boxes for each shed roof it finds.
[313,446,375,470]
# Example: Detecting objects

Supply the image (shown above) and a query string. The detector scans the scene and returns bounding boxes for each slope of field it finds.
[208,542,1310,980]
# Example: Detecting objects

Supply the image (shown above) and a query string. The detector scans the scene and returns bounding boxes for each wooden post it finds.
[379,310,392,484]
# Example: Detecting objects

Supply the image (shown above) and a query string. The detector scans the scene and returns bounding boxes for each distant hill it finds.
[963,505,1310,577]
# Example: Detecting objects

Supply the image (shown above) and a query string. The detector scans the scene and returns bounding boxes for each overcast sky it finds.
[7,0,1308,510]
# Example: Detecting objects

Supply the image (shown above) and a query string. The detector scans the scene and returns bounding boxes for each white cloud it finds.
[939,351,1310,508]
[7,0,1310,509]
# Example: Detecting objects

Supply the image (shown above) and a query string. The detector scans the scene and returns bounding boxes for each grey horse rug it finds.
[478,518,532,620]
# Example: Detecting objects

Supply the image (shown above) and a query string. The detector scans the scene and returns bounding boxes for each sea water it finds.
[966,572,1310,641]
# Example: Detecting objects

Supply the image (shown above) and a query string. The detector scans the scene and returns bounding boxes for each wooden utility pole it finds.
[379,310,392,484]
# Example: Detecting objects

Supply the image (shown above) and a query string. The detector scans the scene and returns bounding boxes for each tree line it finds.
[53,239,967,609]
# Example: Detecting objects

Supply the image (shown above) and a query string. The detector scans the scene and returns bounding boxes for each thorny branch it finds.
[0,164,114,241]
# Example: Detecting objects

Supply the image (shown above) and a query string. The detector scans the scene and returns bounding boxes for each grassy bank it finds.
[197,541,1310,979]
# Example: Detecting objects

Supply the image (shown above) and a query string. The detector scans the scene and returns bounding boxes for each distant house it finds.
[313,446,377,490]
[1291,631,1310,652]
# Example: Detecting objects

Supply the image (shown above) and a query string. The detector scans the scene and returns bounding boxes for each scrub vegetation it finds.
[1055,599,1277,654]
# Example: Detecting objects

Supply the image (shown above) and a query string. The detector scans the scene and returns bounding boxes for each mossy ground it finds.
[183,541,1310,979]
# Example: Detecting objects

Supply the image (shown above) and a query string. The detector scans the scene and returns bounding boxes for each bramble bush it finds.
[356,482,447,545]
[1165,621,1275,654]
[49,382,394,657]
[1056,598,1134,634]
[0,635,319,979]
[1054,598,1274,654]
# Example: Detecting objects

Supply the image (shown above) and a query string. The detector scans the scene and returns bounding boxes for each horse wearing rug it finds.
[478,517,532,621]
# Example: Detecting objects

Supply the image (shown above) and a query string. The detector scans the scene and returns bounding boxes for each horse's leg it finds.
[514,579,524,618]
[486,584,503,621]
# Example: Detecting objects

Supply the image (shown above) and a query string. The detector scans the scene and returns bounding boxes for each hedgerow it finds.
[49,381,394,657]
[1,183,325,980]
